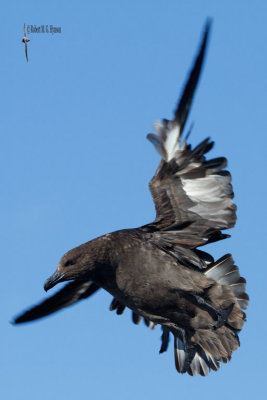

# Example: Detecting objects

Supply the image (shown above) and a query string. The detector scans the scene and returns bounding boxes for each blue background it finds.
[2,1,266,398]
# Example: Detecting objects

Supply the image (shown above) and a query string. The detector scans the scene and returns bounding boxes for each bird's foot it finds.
[191,295,234,328]
[213,303,235,329]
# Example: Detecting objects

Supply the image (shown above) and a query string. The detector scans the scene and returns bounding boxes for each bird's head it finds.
[44,244,96,291]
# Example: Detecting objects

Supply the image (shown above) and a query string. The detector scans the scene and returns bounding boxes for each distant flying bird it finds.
[22,23,30,62]
[14,20,249,376]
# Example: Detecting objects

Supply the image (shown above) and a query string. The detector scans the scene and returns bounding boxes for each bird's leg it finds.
[159,326,170,353]
[191,295,234,328]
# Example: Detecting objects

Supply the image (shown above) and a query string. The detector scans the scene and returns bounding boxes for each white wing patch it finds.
[182,175,232,202]
[182,175,234,225]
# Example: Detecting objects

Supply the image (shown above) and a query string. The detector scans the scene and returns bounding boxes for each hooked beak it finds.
[44,271,65,292]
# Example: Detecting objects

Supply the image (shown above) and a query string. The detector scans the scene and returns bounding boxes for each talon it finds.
[214,303,234,329]
[190,294,235,328]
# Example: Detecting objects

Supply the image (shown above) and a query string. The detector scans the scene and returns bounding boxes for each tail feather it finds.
[229,277,249,309]
[174,337,187,373]
[189,350,212,376]
[205,352,220,371]
[170,253,248,376]
[204,254,234,281]
[204,254,249,310]
[174,334,220,376]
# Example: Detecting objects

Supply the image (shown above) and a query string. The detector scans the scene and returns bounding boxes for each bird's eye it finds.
[65,259,75,267]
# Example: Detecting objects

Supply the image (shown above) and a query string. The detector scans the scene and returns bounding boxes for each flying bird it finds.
[22,23,30,62]
[14,21,249,376]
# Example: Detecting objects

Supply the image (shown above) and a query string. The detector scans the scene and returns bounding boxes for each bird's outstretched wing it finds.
[14,281,99,323]
[14,278,155,331]
[146,20,236,248]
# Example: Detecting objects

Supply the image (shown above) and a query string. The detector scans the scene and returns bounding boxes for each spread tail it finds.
[172,254,248,376]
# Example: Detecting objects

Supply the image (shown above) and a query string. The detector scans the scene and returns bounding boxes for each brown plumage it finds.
[14,20,249,376]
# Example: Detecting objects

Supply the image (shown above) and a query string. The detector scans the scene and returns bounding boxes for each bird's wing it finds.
[25,42,28,62]
[14,280,156,331]
[146,20,236,248]
[13,281,99,323]
[23,23,26,36]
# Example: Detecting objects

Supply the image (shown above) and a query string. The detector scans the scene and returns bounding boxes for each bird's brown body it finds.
[83,230,212,318]
[14,21,248,376]
[57,228,245,341]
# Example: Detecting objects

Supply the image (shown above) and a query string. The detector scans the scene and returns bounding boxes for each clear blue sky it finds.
[2,1,266,399]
